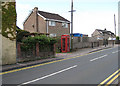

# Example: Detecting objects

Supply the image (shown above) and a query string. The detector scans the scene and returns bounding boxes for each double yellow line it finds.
[0,55,83,75]
[98,69,120,86]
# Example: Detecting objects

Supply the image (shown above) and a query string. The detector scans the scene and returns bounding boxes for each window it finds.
[62,23,68,28]
[49,21,56,26]
[50,33,56,37]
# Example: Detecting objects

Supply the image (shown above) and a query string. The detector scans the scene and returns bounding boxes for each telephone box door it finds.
[61,38,66,52]
[61,35,70,53]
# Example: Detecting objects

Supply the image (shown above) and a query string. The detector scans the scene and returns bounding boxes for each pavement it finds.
[1,44,117,72]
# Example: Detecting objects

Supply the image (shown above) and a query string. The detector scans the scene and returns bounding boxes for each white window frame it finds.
[50,33,57,37]
[49,21,56,26]
[62,23,68,28]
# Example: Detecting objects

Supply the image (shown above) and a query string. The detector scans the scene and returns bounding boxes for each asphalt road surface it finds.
[2,46,120,85]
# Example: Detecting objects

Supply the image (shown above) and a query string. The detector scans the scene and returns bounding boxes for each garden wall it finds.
[1,1,16,65]
[17,43,55,62]
[1,35,16,65]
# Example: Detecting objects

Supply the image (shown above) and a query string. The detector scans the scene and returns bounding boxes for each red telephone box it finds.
[61,35,70,53]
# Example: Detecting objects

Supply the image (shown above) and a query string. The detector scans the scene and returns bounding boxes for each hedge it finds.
[21,35,57,51]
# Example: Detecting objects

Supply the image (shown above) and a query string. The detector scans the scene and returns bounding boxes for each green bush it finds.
[49,37,57,45]
[116,36,119,40]
[21,35,57,51]
[16,30,30,42]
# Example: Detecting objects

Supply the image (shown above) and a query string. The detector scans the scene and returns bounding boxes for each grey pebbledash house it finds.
[92,29,116,40]
[24,7,70,37]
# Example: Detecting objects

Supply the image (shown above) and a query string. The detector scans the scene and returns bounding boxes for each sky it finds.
[16,0,119,37]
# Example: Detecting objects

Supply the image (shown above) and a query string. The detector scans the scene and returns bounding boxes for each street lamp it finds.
[114,14,116,36]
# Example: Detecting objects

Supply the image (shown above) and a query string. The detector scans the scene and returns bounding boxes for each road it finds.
[2,46,120,85]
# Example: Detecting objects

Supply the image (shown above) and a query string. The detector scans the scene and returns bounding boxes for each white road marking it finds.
[89,47,113,55]
[112,51,118,54]
[19,65,77,86]
[90,54,108,62]
[112,50,120,54]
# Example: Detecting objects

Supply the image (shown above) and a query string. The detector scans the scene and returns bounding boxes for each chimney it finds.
[104,28,106,31]
[34,7,38,32]
[34,7,38,12]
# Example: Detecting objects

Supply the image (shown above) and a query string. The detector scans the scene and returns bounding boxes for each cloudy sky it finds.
[16,0,119,37]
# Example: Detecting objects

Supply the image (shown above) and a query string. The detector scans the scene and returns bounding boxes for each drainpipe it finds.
[46,20,49,34]
[46,19,49,37]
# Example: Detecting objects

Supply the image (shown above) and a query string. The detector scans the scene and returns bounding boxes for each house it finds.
[91,29,116,45]
[92,29,116,40]
[24,7,70,37]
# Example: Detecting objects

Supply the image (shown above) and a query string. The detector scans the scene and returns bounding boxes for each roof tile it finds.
[38,11,70,22]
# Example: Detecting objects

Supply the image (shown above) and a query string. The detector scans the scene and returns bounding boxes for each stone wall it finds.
[1,35,16,65]
[0,35,2,65]
[73,37,91,49]
[0,1,2,66]
[73,37,104,50]
[1,1,16,65]
[72,36,115,50]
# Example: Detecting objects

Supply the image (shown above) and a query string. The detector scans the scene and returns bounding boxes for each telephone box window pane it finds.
[67,38,70,51]
[62,39,65,51]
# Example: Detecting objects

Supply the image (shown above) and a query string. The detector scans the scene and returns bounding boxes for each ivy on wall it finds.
[2,2,16,40]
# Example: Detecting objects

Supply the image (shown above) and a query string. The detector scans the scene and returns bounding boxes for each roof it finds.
[96,29,115,35]
[16,26,22,30]
[24,8,70,25]
[38,11,70,22]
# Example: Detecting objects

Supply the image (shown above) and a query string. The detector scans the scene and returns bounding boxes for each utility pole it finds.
[114,14,116,36]
[71,0,73,36]
[69,0,76,51]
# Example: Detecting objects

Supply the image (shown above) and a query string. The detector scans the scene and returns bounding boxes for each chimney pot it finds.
[34,7,38,12]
